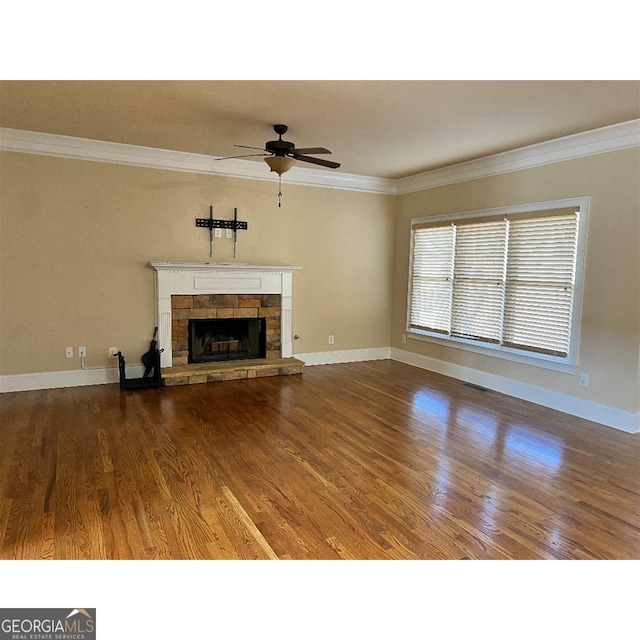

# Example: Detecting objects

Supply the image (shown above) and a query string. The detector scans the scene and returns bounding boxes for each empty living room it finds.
[1,75,638,637]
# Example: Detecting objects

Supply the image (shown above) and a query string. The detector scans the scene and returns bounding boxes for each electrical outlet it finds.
[214,228,222,238]
[65,347,73,358]
[579,373,589,387]
[225,229,233,239]
[108,347,118,357]
[78,346,87,358]
[401,333,407,344]
[328,335,335,345]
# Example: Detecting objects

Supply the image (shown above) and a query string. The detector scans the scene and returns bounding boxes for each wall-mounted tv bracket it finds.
[196,206,248,258]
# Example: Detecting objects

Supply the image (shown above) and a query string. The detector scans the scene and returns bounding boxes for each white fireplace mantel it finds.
[149,261,301,368]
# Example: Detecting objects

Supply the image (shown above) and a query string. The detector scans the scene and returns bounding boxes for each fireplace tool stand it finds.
[116,327,164,389]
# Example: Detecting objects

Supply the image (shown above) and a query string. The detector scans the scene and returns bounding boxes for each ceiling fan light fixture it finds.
[264,155,296,175]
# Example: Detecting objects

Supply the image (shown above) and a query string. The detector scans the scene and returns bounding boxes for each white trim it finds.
[0,364,143,393]
[0,127,397,195]
[397,119,640,194]
[3,350,636,434]
[410,196,588,226]
[2,120,638,196]
[150,262,301,367]
[407,197,589,374]
[0,349,391,391]
[406,331,577,374]
[149,261,301,274]
[296,347,391,366]
[390,347,639,434]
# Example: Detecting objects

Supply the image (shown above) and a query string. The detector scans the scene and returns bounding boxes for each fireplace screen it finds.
[189,318,266,363]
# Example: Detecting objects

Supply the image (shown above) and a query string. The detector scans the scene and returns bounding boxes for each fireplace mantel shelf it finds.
[149,261,301,274]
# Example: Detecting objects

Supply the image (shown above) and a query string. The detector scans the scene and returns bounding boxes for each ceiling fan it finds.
[222,124,341,170]
[216,124,341,205]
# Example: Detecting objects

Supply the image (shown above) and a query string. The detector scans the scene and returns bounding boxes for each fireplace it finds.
[169,293,281,366]
[149,262,301,369]
[189,317,266,363]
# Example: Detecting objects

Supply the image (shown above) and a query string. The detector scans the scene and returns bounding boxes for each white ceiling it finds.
[1,80,638,179]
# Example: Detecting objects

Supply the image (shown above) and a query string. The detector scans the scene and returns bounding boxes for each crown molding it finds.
[396,119,640,194]
[0,127,397,195]
[2,120,638,197]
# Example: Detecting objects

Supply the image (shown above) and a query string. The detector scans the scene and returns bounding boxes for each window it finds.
[407,198,588,373]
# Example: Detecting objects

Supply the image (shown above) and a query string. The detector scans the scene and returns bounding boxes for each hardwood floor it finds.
[0,360,638,559]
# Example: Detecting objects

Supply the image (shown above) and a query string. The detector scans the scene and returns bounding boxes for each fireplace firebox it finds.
[188,318,266,364]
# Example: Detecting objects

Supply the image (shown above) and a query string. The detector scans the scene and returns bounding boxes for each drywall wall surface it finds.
[392,148,640,414]
[0,151,395,375]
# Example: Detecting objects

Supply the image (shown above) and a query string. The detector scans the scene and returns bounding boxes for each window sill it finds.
[407,329,577,374]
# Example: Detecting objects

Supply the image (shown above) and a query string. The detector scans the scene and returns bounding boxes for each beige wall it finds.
[392,148,640,414]
[0,152,396,375]
[2,146,639,417]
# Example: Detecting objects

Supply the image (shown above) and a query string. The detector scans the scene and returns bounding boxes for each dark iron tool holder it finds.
[116,349,163,389]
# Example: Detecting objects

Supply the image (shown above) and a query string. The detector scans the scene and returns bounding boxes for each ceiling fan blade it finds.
[292,147,332,155]
[294,155,341,169]
[214,153,268,161]
[234,144,268,151]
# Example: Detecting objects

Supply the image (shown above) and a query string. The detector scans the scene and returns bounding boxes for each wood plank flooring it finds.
[0,360,638,559]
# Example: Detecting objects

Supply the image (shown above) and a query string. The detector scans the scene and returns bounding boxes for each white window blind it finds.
[409,206,580,361]
[503,214,578,356]
[409,225,454,334]
[452,220,506,343]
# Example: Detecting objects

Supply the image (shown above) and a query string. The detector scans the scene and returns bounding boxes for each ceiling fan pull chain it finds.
[278,174,283,207]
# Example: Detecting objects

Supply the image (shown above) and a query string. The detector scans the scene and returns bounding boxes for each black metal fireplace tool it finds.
[116,327,164,389]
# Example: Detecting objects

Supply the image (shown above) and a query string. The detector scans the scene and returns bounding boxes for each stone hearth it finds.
[162,357,304,386]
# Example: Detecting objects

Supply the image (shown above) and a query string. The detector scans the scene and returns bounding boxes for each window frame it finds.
[406,197,589,374]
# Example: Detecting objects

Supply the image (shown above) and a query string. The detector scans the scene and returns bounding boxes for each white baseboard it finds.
[296,347,391,366]
[1,348,392,392]
[390,347,639,434]
[3,349,637,435]
[0,364,144,393]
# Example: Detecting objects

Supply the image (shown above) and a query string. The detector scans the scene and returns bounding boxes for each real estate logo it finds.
[0,608,96,640]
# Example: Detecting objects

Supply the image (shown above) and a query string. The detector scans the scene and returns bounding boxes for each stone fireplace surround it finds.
[171,293,279,366]
[149,262,301,370]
